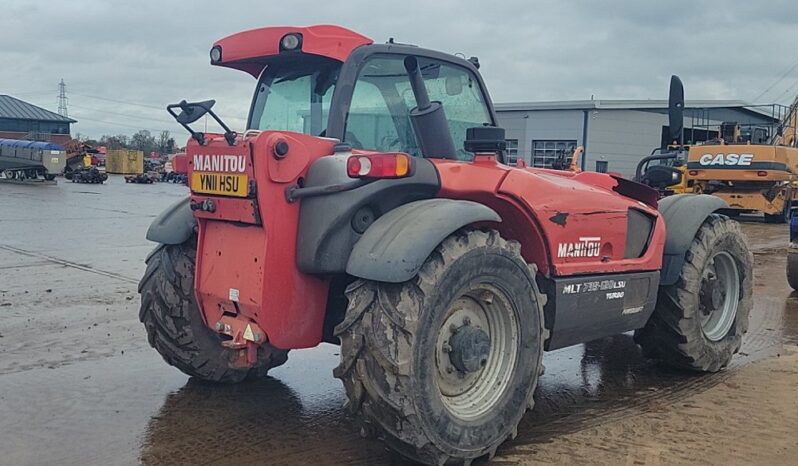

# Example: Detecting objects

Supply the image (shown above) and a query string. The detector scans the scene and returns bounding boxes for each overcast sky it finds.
[2,0,797,139]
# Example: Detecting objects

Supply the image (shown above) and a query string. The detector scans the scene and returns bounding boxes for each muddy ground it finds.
[0,177,796,466]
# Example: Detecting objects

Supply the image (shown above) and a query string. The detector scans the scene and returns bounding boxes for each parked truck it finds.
[0,138,64,181]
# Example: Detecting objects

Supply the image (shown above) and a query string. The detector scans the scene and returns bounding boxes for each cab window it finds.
[344,55,492,159]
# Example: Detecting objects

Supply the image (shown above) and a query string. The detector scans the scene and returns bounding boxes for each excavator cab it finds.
[720,121,741,143]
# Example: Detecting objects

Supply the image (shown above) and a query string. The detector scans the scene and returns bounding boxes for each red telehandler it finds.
[140,25,753,465]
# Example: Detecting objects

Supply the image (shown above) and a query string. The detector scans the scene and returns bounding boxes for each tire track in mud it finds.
[0,244,138,284]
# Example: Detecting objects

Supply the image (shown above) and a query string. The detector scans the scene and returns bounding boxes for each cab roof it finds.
[212,25,373,77]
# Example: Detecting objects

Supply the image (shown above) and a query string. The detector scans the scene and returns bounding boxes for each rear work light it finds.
[347,153,413,179]
[280,33,302,51]
[209,45,222,63]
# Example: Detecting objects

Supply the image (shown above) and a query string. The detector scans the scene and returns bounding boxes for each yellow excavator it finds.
[684,94,798,222]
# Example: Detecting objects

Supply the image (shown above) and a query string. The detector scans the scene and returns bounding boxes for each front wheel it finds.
[636,214,753,371]
[139,238,288,383]
[334,230,546,465]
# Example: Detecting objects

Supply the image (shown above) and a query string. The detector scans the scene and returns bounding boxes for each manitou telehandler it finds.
[140,25,753,465]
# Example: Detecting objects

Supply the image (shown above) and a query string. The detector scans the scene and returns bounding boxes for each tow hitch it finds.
[214,315,266,366]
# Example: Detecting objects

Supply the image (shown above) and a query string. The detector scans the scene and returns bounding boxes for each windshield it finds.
[248,56,341,136]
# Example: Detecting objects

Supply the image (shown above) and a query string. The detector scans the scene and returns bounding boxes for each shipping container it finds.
[105,149,144,174]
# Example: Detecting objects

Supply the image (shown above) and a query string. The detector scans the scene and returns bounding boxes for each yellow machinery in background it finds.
[105,149,144,175]
[684,96,798,222]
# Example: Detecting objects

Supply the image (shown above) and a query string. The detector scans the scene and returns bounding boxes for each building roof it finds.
[0,95,76,123]
[494,99,778,120]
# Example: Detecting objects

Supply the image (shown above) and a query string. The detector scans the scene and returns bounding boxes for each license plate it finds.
[191,172,248,197]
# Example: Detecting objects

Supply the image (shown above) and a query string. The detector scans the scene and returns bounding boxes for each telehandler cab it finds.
[141,25,753,465]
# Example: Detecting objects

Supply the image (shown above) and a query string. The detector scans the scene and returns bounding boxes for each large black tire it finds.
[788,252,798,292]
[139,238,288,383]
[334,230,546,465]
[636,214,753,372]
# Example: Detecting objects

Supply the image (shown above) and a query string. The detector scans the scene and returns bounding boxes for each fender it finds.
[658,194,728,285]
[346,199,501,283]
[146,197,197,244]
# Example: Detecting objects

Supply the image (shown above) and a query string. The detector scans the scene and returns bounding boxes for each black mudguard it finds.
[146,197,196,245]
[658,194,728,285]
[346,199,501,283]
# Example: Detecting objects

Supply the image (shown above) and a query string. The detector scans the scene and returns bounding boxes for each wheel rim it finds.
[699,251,740,341]
[434,284,519,420]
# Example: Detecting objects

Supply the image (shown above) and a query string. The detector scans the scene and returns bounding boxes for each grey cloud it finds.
[1,0,795,138]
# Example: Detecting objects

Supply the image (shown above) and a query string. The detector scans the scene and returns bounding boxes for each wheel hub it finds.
[698,251,741,342]
[434,285,520,420]
[448,323,491,373]
[700,272,726,312]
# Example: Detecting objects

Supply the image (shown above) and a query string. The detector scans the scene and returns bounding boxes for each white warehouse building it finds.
[494,100,779,177]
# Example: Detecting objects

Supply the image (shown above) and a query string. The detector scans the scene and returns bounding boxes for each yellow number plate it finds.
[191,172,248,197]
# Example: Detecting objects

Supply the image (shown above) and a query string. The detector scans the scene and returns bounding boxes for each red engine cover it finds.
[433,157,665,277]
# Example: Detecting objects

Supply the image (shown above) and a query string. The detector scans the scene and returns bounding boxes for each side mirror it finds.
[167,99,236,146]
[668,75,684,146]
[175,99,216,125]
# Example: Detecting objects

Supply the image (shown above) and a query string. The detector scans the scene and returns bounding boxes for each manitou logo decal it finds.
[193,154,247,173]
[557,237,601,258]
[698,153,754,166]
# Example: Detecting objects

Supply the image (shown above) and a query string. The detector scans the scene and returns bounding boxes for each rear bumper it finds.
[195,219,329,349]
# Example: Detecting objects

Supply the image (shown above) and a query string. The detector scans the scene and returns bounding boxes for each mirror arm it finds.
[166,101,237,146]
[167,102,208,146]
[205,108,237,146]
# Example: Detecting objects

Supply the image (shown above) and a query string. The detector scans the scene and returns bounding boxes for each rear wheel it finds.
[788,252,798,292]
[334,230,546,465]
[139,238,288,383]
[636,214,753,371]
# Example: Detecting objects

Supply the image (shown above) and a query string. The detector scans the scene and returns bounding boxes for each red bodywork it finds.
[213,25,372,77]
[189,133,334,349]
[185,25,666,357]
[433,157,664,277]
[171,153,188,174]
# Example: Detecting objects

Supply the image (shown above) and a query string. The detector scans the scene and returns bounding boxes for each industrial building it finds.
[0,95,75,145]
[495,100,779,177]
